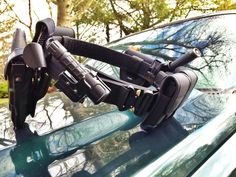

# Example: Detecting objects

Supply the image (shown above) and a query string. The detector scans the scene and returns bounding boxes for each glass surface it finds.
[86,14,236,131]
[103,15,236,89]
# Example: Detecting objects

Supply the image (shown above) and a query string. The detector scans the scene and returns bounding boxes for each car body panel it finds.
[191,132,236,177]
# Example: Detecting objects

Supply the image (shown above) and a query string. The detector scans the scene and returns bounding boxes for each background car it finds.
[0,11,236,177]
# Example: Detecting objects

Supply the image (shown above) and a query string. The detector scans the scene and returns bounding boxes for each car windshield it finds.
[1,13,236,177]
[86,14,236,131]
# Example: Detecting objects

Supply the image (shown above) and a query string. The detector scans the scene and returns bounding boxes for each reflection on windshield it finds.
[108,14,236,89]
[0,111,141,177]
[0,113,187,177]
[0,111,188,177]
[99,15,236,131]
[86,14,236,133]
[175,90,231,131]
[0,92,116,149]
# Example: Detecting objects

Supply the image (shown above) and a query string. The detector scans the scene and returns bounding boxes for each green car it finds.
[1,10,236,177]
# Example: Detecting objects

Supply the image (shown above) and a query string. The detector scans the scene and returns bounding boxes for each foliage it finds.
[74,0,236,43]
[0,1,16,80]
[49,0,94,27]
[0,81,8,98]
[0,98,8,105]
[109,0,171,34]
[168,0,236,21]
[75,0,171,42]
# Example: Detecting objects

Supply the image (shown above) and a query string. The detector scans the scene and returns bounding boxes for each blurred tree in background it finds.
[0,0,236,83]
[76,0,236,42]
[0,1,16,80]
[0,0,16,98]
[75,0,171,42]
[50,0,94,27]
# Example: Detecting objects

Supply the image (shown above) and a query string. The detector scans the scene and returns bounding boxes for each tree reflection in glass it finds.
[105,14,236,130]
